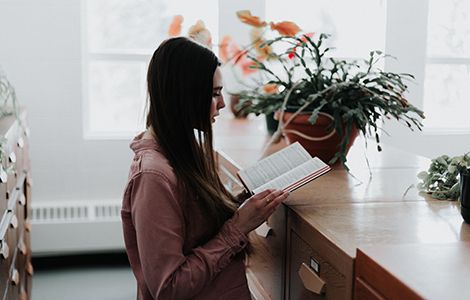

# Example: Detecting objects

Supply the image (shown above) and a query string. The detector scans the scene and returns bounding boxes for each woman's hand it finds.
[231,189,289,235]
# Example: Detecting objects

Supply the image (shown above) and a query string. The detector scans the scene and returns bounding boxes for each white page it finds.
[237,142,312,192]
[252,157,329,194]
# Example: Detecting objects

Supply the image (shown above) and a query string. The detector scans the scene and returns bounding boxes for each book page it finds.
[237,142,312,192]
[252,157,330,194]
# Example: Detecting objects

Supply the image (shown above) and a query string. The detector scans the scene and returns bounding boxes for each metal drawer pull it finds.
[27,262,34,276]
[299,263,326,294]
[19,193,26,205]
[10,215,18,229]
[1,242,9,259]
[9,151,16,163]
[19,242,27,255]
[17,136,25,148]
[255,222,271,237]
[12,269,19,285]
[25,220,32,232]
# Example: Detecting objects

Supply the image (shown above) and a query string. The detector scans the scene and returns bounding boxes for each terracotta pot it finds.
[275,111,359,163]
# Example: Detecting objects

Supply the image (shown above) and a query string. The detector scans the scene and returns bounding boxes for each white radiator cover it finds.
[30,199,126,257]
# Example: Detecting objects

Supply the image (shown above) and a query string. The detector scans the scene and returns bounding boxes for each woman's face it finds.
[210,67,225,123]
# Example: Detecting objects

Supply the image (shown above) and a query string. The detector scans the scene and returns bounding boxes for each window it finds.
[423,0,470,132]
[266,0,387,59]
[83,0,218,139]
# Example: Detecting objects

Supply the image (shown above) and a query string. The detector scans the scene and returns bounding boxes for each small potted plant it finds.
[416,152,470,222]
[236,32,425,170]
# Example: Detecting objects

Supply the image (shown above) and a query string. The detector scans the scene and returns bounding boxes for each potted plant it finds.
[415,152,470,222]
[236,32,425,170]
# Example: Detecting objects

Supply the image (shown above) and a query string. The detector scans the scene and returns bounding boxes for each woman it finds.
[121,37,289,300]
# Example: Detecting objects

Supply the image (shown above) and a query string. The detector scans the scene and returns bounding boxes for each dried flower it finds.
[269,21,301,36]
[168,15,183,37]
[236,10,268,27]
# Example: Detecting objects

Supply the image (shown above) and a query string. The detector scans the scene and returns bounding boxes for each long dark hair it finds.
[146,37,242,248]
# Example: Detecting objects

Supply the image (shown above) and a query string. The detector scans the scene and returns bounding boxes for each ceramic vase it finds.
[460,171,470,223]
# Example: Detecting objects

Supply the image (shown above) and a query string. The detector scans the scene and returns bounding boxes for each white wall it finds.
[0,0,468,208]
[0,0,132,203]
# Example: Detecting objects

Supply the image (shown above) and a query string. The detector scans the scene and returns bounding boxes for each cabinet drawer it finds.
[0,224,9,298]
[287,208,354,300]
[246,203,287,300]
[0,183,6,218]
[288,230,348,300]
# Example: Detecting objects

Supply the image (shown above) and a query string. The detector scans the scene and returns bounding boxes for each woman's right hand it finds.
[231,189,289,235]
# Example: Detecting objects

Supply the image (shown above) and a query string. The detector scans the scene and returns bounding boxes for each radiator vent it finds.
[31,201,121,223]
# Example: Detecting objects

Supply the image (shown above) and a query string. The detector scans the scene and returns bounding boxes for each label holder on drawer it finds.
[310,257,320,273]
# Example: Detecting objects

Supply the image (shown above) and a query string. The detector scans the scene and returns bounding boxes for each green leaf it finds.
[417,171,428,180]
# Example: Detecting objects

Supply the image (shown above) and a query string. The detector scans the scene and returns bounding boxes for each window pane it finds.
[87,0,169,53]
[84,0,218,138]
[87,0,219,53]
[427,0,470,58]
[87,61,147,135]
[423,64,470,130]
[265,0,387,59]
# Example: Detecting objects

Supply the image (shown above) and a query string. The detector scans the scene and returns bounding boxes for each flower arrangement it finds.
[167,11,311,94]
[416,152,470,200]
[236,31,425,169]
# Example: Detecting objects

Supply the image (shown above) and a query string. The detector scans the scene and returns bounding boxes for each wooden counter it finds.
[213,110,470,300]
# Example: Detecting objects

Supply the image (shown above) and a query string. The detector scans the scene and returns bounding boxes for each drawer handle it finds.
[19,242,27,255]
[255,222,271,237]
[9,151,16,163]
[10,214,18,229]
[12,269,19,285]
[27,261,34,276]
[17,136,25,148]
[19,193,26,205]
[1,242,9,259]
[299,263,326,295]
[25,220,32,232]
[0,167,7,183]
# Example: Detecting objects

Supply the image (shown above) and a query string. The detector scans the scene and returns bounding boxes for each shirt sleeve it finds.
[129,171,249,300]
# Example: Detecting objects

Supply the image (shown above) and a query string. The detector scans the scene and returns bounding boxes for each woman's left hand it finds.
[231,189,289,235]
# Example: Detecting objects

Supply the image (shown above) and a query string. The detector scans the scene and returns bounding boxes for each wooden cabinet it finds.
[286,208,352,300]
[0,110,32,300]
[214,114,470,300]
[355,243,470,300]
[246,203,287,300]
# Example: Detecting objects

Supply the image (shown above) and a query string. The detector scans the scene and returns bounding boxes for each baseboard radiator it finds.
[30,200,126,257]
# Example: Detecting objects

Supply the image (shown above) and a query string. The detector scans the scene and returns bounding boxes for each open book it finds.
[237,142,331,195]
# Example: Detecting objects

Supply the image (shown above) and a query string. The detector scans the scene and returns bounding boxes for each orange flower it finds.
[300,32,315,42]
[219,35,232,62]
[236,55,260,77]
[270,21,301,36]
[236,10,267,27]
[249,28,272,59]
[188,20,212,47]
[254,40,272,59]
[263,84,279,94]
[168,15,183,37]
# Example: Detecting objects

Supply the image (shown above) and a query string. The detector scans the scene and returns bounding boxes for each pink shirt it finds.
[121,135,251,300]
